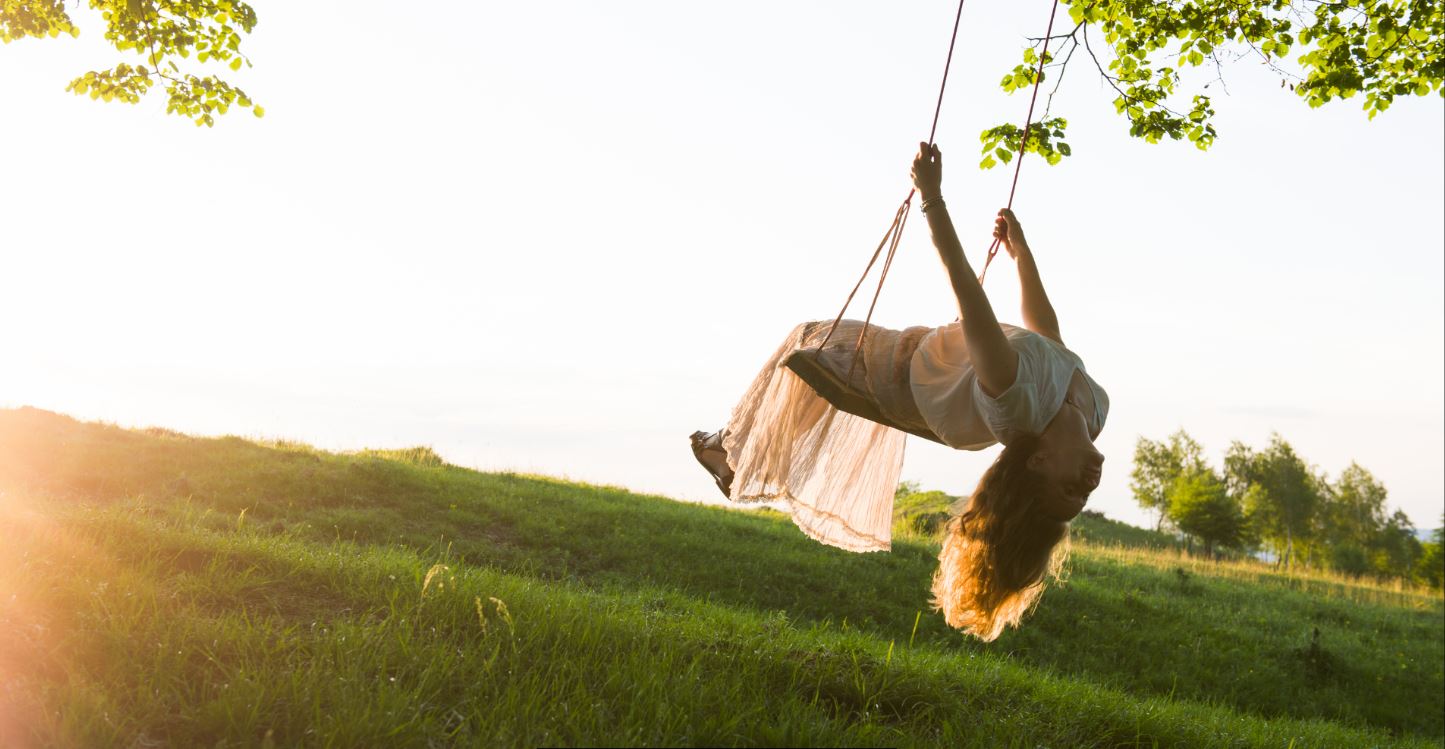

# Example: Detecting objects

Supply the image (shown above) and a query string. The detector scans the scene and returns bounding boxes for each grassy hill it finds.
[1,407,1441,748]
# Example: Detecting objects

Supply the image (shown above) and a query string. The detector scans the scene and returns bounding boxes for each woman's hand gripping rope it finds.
[910,142,943,202]
[993,208,1030,260]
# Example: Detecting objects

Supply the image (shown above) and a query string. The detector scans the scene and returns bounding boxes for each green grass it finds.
[2,407,1441,748]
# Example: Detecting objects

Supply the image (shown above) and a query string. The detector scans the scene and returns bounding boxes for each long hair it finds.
[930,434,1071,641]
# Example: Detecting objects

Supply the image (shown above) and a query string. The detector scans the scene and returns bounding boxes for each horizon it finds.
[5,404,1440,537]
[2,0,1441,531]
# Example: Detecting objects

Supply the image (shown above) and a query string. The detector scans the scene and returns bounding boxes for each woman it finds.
[690,143,1108,641]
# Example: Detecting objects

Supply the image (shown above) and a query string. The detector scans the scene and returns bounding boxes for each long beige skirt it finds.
[722,320,934,553]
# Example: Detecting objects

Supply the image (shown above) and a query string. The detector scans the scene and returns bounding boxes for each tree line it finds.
[1131,431,1443,587]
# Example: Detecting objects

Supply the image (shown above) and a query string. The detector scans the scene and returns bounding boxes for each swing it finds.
[783,0,1063,445]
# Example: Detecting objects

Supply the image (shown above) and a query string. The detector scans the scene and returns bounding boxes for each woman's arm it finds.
[911,143,1018,397]
[994,209,1063,344]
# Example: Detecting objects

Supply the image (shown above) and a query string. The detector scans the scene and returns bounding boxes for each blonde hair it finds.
[930,435,1071,641]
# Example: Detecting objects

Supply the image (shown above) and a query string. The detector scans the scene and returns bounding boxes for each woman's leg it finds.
[693,320,907,552]
[689,323,826,500]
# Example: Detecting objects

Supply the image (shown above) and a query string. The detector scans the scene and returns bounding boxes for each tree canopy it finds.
[1225,435,1322,568]
[1130,429,1208,530]
[1321,462,1389,549]
[1417,518,1445,588]
[982,0,1443,167]
[1168,469,1246,556]
[1,0,261,125]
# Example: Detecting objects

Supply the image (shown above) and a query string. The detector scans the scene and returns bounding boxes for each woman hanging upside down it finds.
[690,142,1108,641]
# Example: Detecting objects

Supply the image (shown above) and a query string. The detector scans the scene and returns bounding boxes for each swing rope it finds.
[978,0,1062,285]
[816,0,1062,373]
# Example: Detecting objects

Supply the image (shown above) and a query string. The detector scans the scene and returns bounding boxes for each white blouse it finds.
[908,322,1109,449]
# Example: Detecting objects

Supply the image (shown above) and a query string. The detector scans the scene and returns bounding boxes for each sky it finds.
[2,0,1442,531]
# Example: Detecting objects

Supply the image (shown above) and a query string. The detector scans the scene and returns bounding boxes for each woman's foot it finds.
[689,430,734,499]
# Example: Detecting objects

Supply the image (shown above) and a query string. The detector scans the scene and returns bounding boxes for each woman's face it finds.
[1028,436,1103,520]
[1028,407,1104,520]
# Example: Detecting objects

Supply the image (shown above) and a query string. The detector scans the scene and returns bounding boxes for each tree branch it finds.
[1043,35,1081,118]
[1027,21,1085,43]
[1083,23,1191,120]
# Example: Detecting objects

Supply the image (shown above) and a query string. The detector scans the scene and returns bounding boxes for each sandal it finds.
[689,430,734,499]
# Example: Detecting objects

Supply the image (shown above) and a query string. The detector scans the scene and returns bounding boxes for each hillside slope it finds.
[1,408,1440,747]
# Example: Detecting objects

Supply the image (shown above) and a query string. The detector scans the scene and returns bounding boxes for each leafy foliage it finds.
[0,0,75,39]
[1417,519,1444,589]
[0,0,262,125]
[980,0,1444,168]
[1168,469,1246,556]
[891,482,956,538]
[1321,462,1391,550]
[1226,434,1323,569]
[1130,429,1208,530]
[979,118,1072,169]
[1314,463,1423,579]
[1372,509,1424,580]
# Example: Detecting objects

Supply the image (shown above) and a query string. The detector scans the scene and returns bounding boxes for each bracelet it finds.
[920,195,946,214]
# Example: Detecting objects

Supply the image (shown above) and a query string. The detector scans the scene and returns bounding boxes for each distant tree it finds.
[980,0,1444,167]
[1168,470,1245,558]
[1227,435,1321,571]
[1317,462,1388,574]
[1222,441,1254,500]
[892,482,955,538]
[1,0,262,125]
[1329,544,1372,578]
[1130,430,1207,531]
[1415,519,1444,589]
[1321,463,1389,549]
[1371,510,1422,580]
[1235,483,1267,552]
[1312,464,1421,580]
